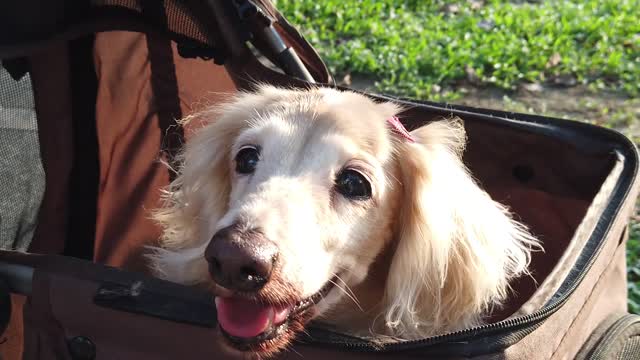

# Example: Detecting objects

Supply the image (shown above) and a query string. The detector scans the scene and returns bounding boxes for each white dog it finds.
[149,85,540,357]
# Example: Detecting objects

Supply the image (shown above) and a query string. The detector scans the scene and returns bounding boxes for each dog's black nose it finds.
[205,225,278,292]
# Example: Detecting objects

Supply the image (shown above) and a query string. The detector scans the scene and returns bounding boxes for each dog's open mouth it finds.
[214,278,337,350]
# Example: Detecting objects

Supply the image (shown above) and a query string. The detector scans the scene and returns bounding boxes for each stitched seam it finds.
[549,242,622,359]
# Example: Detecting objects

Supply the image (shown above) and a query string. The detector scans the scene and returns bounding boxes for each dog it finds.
[149,85,540,358]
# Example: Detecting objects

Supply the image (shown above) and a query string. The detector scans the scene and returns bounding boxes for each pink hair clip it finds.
[386,116,415,143]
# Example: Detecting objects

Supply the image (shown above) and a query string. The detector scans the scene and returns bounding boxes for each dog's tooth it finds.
[273,307,291,325]
[265,307,275,331]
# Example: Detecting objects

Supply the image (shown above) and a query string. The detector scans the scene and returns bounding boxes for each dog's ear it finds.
[148,105,247,284]
[383,118,539,338]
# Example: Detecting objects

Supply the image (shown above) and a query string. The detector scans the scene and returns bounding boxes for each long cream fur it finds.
[148,85,541,344]
[383,120,539,338]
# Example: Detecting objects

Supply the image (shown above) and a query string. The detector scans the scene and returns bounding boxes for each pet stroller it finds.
[0,0,639,359]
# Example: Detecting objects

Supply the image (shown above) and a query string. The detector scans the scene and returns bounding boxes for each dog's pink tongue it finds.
[215,297,289,339]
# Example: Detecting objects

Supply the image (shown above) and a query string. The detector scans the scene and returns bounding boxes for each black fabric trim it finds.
[1,57,29,80]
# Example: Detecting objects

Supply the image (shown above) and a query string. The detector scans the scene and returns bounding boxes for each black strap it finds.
[64,35,100,260]
[141,0,184,182]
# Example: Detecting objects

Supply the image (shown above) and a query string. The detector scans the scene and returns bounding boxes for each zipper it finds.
[297,110,640,354]
[302,242,592,353]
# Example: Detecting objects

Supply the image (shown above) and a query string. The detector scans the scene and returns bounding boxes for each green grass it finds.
[276,0,640,313]
[276,0,640,100]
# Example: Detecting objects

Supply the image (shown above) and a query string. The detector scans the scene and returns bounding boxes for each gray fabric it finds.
[0,63,45,251]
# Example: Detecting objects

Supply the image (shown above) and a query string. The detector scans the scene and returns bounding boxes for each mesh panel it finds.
[0,62,45,251]
[619,336,640,359]
[93,0,215,46]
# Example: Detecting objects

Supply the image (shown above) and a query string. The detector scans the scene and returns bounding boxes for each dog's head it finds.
[150,86,538,357]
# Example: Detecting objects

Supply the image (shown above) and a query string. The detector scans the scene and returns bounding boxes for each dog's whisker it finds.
[329,278,363,312]
[286,344,304,358]
[333,273,359,307]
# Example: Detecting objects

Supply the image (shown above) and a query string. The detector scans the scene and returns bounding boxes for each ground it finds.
[276,0,640,313]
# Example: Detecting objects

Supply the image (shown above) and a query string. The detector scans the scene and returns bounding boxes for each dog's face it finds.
[153,86,403,355]
[207,87,402,354]
[215,88,400,296]
[151,86,538,358]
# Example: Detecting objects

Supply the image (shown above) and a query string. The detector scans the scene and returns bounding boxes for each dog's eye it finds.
[235,146,260,174]
[335,169,372,200]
